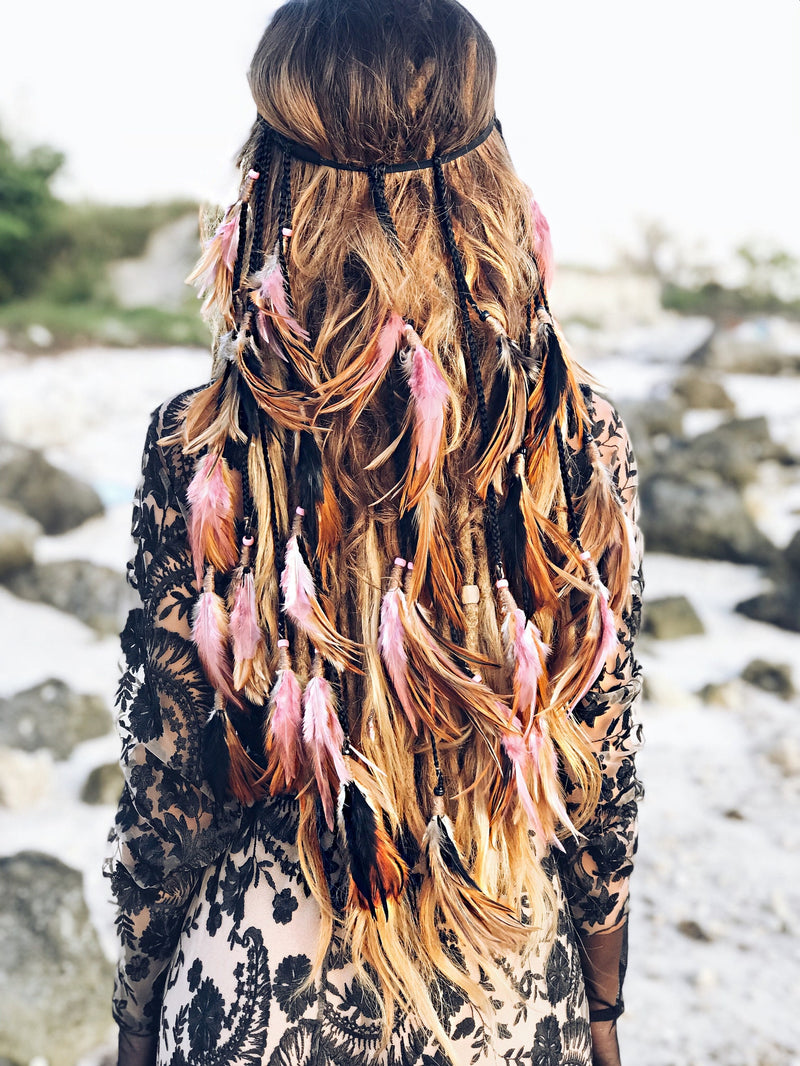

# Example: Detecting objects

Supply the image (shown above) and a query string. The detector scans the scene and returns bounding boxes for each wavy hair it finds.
[165,0,633,1055]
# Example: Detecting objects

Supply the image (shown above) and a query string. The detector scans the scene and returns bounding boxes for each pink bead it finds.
[579,550,592,561]
[495,578,509,589]
[296,506,305,516]
[282,227,293,238]
[277,638,290,648]
[394,557,406,567]
[242,536,255,546]
[247,169,260,181]
[406,561,414,571]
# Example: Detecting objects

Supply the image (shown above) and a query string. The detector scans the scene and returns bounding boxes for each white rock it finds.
[766,738,800,777]
[0,747,54,808]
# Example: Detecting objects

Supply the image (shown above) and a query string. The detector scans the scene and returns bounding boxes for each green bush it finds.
[0,132,66,302]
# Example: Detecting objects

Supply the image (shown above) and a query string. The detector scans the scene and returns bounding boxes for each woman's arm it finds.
[559,394,645,1066]
[107,399,243,1066]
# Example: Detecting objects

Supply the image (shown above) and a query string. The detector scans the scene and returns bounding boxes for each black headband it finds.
[258,116,498,173]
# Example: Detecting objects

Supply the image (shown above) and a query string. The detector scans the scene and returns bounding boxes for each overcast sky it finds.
[2,0,798,268]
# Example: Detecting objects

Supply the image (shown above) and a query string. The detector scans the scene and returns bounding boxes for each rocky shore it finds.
[0,312,798,1066]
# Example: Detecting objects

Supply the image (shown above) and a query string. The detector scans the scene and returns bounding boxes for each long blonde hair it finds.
[167,0,633,1055]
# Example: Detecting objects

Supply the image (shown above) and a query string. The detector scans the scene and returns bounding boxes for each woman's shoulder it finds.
[578,384,638,501]
[142,382,212,492]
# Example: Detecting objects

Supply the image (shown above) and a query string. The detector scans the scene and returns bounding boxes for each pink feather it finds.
[191,209,240,294]
[302,674,350,830]
[499,588,549,730]
[531,197,554,290]
[258,257,310,341]
[230,570,263,663]
[280,533,319,632]
[502,728,548,842]
[407,343,450,475]
[528,719,575,846]
[268,668,303,786]
[569,588,618,712]
[378,585,418,733]
[192,582,242,709]
[363,312,405,388]
[218,212,240,272]
[187,453,236,585]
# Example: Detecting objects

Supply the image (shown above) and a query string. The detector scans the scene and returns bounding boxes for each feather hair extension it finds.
[317,465,343,580]
[312,312,406,421]
[339,778,407,919]
[400,569,508,744]
[499,726,548,842]
[302,658,350,831]
[528,308,573,448]
[420,808,526,956]
[251,250,311,342]
[192,567,243,710]
[569,554,619,712]
[280,511,361,672]
[473,326,528,500]
[187,452,239,586]
[378,559,418,734]
[229,558,266,694]
[265,641,304,794]
[528,716,577,844]
[203,693,232,805]
[224,711,267,806]
[499,455,536,618]
[406,490,465,630]
[400,329,452,509]
[186,205,241,327]
[578,433,633,614]
[497,581,549,734]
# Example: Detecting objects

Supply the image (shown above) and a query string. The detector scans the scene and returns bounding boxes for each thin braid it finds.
[554,421,583,549]
[367,164,400,248]
[277,150,295,312]
[231,198,251,296]
[431,156,504,581]
[261,414,287,644]
[250,128,273,275]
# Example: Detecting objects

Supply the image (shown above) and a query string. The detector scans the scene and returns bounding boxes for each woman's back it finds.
[108,3,644,1064]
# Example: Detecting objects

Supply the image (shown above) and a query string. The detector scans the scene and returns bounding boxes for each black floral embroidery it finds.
[187,978,226,1055]
[274,956,316,1022]
[272,888,299,925]
[107,389,643,1065]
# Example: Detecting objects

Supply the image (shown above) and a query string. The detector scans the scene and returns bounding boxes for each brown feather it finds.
[578,436,633,613]
[473,342,527,500]
[224,713,268,805]
[407,488,465,630]
[420,812,527,954]
[316,467,343,582]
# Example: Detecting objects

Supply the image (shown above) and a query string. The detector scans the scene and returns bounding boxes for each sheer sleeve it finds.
[106,399,243,1065]
[558,393,644,1061]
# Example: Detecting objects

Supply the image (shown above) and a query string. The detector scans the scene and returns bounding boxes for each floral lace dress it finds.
[107,388,644,1066]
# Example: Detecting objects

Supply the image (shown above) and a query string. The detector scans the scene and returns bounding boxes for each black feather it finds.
[236,367,261,441]
[498,468,535,618]
[533,321,568,445]
[296,431,323,548]
[486,337,509,431]
[341,781,384,919]
[431,815,481,891]
[203,710,231,805]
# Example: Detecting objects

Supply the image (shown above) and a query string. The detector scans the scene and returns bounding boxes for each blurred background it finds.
[0,2,798,1064]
